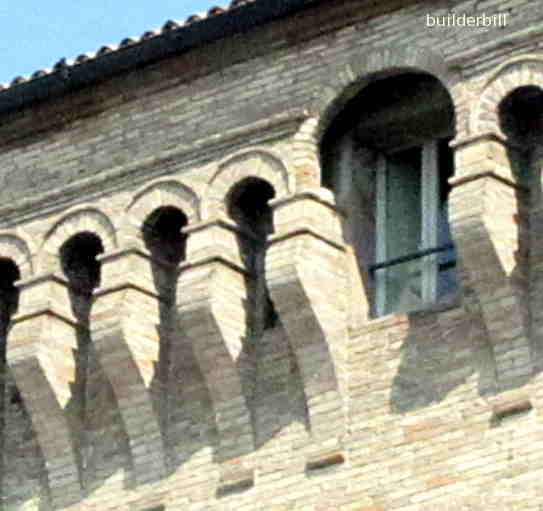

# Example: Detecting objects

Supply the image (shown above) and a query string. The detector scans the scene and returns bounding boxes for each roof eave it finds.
[0,0,319,115]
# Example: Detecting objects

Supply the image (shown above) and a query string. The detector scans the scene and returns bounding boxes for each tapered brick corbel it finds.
[177,218,254,460]
[91,247,167,484]
[266,188,348,438]
[449,134,532,390]
[6,273,82,506]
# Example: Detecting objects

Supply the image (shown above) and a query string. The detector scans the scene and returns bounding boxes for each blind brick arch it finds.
[0,232,34,280]
[297,46,463,192]
[310,45,462,146]
[203,148,292,219]
[125,179,200,243]
[471,56,543,137]
[39,207,117,274]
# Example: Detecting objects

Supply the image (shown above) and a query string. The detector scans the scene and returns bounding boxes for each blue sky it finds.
[0,1,216,84]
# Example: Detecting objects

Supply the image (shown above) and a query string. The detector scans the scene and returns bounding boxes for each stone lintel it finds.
[450,171,528,192]
[182,218,253,275]
[269,189,346,251]
[178,254,250,278]
[451,133,527,186]
[183,216,258,242]
[14,272,77,325]
[269,187,346,217]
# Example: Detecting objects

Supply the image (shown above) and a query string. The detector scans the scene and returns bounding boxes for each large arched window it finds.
[322,72,457,316]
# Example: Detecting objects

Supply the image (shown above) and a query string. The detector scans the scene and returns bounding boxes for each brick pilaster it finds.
[6,273,82,506]
[176,219,254,461]
[266,188,348,441]
[449,134,532,390]
[90,247,167,484]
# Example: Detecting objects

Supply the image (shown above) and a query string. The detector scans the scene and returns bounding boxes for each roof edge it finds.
[0,0,320,115]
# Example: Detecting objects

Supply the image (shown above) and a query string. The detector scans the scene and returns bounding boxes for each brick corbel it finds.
[176,218,255,460]
[449,135,532,390]
[265,188,348,439]
[6,273,82,506]
[90,247,168,484]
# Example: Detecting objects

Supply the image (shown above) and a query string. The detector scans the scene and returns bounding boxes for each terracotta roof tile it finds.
[0,1,256,91]
[0,0,314,102]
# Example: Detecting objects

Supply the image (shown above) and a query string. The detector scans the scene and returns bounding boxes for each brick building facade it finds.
[1,0,543,509]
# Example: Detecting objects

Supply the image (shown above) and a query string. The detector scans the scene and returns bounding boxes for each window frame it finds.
[373,137,454,316]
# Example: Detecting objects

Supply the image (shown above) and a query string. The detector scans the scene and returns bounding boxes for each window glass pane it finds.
[386,147,421,258]
[383,259,423,314]
[436,201,455,294]
[383,147,422,314]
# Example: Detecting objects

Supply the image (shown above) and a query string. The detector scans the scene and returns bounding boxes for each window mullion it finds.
[375,153,387,316]
[421,140,439,303]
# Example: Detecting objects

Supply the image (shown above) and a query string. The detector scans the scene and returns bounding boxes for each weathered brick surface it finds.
[1,0,543,509]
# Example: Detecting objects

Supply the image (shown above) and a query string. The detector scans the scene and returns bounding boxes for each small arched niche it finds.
[499,85,543,142]
[142,206,188,266]
[60,232,104,325]
[227,178,275,241]
[320,71,457,317]
[0,258,20,343]
[498,85,543,282]
[142,205,187,307]
[227,177,276,331]
[499,85,543,185]
[60,232,104,296]
[142,206,187,265]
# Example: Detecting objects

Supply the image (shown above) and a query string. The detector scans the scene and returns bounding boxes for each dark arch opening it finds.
[142,206,188,265]
[142,205,188,454]
[320,71,456,316]
[0,258,22,479]
[0,257,20,408]
[227,177,275,239]
[227,177,276,330]
[321,71,455,188]
[498,86,543,302]
[59,232,107,483]
[0,258,20,333]
[60,232,104,297]
[499,85,543,144]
